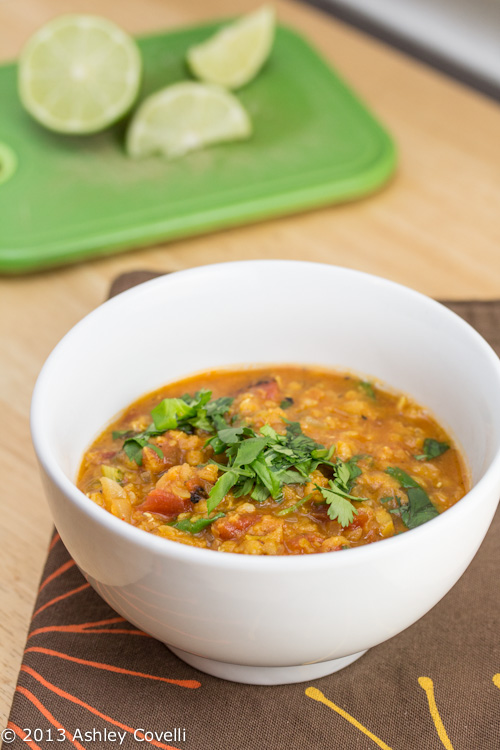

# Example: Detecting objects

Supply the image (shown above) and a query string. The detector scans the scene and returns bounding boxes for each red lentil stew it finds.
[78,367,468,555]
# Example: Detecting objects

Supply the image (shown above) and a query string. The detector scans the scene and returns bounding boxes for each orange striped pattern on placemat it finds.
[3,274,500,750]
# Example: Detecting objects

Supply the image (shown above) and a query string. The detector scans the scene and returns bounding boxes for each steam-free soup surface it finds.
[78,367,468,555]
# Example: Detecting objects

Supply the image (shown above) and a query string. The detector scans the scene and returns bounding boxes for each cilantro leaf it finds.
[345,457,362,486]
[280,397,294,409]
[251,456,282,499]
[233,477,255,498]
[206,396,234,431]
[121,433,164,466]
[314,456,366,527]
[214,426,246,445]
[151,398,194,431]
[233,437,268,466]
[181,389,211,409]
[316,483,359,526]
[274,468,307,485]
[415,438,450,461]
[123,440,146,465]
[386,467,439,529]
[250,483,270,502]
[115,390,234,465]
[112,429,136,440]
[203,419,341,512]
[207,470,240,513]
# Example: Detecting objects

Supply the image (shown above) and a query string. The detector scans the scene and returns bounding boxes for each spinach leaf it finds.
[385,467,420,489]
[415,438,450,461]
[386,467,439,529]
[401,488,439,528]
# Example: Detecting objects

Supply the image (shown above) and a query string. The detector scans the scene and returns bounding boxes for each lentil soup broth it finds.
[77,367,468,555]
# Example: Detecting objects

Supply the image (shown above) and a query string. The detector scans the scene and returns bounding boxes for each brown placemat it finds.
[4,273,500,750]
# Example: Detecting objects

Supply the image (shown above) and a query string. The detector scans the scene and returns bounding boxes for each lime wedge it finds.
[187,6,275,90]
[18,15,141,134]
[126,82,251,159]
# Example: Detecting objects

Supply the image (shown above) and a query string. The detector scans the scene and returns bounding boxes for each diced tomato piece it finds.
[252,379,280,402]
[212,513,257,541]
[138,489,192,518]
[347,509,369,530]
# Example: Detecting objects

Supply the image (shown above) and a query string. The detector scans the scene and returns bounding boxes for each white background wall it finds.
[328,0,500,88]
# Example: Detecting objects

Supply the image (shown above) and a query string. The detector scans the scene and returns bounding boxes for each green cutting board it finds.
[0,21,396,273]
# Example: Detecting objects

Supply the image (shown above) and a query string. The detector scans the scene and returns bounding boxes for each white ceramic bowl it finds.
[31,261,500,684]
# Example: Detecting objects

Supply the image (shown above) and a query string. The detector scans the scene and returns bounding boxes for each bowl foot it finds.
[167,646,367,685]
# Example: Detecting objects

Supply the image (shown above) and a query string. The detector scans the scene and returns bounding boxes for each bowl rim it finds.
[31,259,500,570]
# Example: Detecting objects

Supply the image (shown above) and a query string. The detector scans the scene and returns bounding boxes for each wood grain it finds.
[1,0,500,726]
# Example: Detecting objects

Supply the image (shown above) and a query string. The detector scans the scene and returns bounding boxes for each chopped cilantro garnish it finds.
[114,390,234,465]
[205,419,339,513]
[117,431,164,466]
[114,388,374,531]
[151,396,198,431]
[315,458,366,527]
[205,396,235,431]
[280,397,294,409]
[207,470,241,513]
[386,467,439,528]
[316,484,358,527]
[414,438,450,461]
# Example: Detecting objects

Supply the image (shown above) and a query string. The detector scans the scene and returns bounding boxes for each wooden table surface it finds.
[2,0,500,726]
